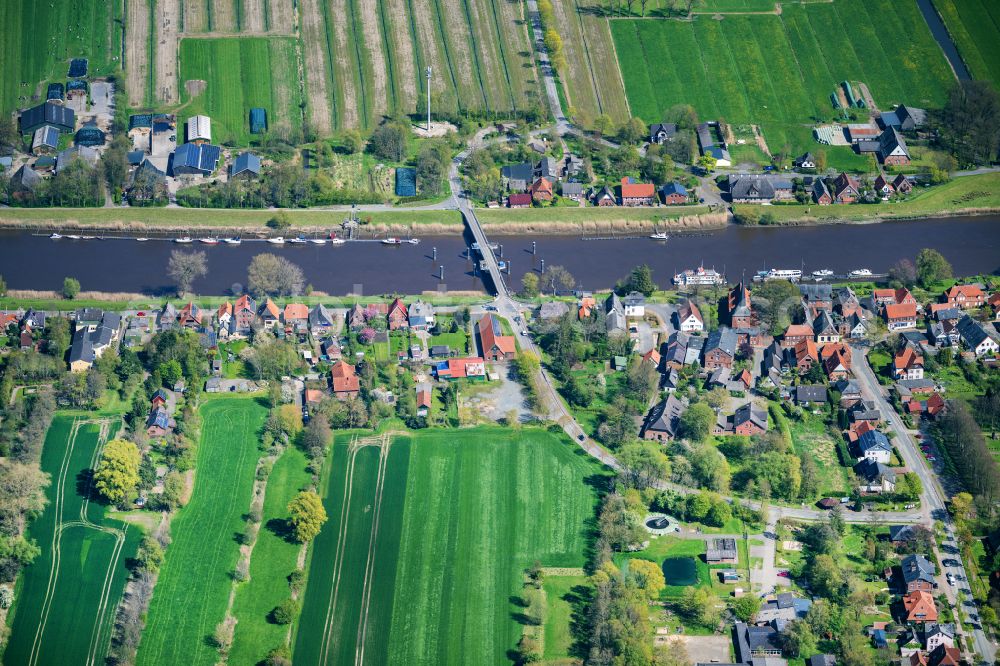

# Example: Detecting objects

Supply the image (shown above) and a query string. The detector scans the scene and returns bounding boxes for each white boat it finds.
[175,236,193,244]
[267,237,286,245]
[199,237,219,245]
[223,237,242,245]
[812,269,834,277]
[382,237,402,245]
[135,237,149,242]
[328,237,346,245]
[66,234,81,240]
[309,238,327,245]
[289,236,308,245]
[404,238,420,245]
[754,268,802,282]
[850,268,873,277]
[79,235,95,240]
[649,232,669,240]
[49,233,62,240]
[673,266,725,286]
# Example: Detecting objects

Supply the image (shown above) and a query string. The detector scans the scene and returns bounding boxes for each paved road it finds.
[852,348,995,662]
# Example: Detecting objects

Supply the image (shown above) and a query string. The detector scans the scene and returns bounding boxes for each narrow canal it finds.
[0,216,997,296]
[915,0,972,81]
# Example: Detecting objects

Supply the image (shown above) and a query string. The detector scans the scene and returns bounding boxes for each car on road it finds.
[777,571,790,578]
[946,573,955,585]
[926,456,937,462]
[484,305,496,311]
[578,434,585,441]
[942,559,960,567]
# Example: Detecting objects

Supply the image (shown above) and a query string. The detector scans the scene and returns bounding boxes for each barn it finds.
[249,108,268,134]
[171,143,221,176]
[19,102,75,134]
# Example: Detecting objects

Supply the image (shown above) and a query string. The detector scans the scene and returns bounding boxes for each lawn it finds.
[0,0,122,114]
[178,37,303,145]
[932,0,1000,86]
[229,446,313,665]
[785,411,852,497]
[610,0,955,161]
[615,535,751,599]
[136,397,267,666]
[294,427,607,665]
[476,204,713,229]
[732,172,1000,223]
[429,316,471,354]
[4,417,141,666]
[542,574,590,662]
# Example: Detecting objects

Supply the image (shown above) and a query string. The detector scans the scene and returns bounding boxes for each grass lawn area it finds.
[932,0,1000,87]
[294,427,608,665]
[476,205,713,228]
[733,172,1000,223]
[4,416,141,666]
[229,447,312,665]
[787,412,852,496]
[542,574,590,662]
[615,535,750,599]
[931,364,984,400]
[0,207,464,230]
[136,397,267,666]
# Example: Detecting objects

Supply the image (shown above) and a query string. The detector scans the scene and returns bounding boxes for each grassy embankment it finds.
[476,205,720,234]
[136,397,267,666]
[294,427,607,664]
[732,172,1000,224]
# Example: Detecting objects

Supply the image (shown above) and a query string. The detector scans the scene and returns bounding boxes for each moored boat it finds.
[649,232,669,240]
[223,237,242,245]
[135,237,149,242]
[382,237,401,245]
[267,237,285,245]
[199,237,219,245]
[49,233,62,240]
[175,236,193,244]
[328,236,346,245]
[849,268,873,277]
[812,269,834,277]
[673,266,725,286]
[289,236,308,244]
[309,238,327,245]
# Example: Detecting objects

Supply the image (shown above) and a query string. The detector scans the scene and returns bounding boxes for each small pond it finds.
[662,556,698,586]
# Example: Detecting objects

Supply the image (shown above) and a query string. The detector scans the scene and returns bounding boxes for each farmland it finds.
[179,37,304,145]
[0,0,122,113]
[4,417,141,666]
[299,0,541,133]
[932,0,1000,87]
[135,397,267,666]
[610,0,956,159]
[295,427,606,665]
[179,0,297,34]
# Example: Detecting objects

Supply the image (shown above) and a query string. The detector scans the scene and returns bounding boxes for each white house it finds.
[855,430,892,465]
[623,292,646,318]
[676,300,704,333]
[956,316,999,357]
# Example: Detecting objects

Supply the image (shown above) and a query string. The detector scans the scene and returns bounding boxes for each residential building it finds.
[696,122,732,166]
[68,312,121,372]
[873,287,916,307]
[794,153,817,169]
[782,323,814,348]
[416,386,432,417]
[605,293,627,333]
[956,315,999,356]
[649,123,677,144]
[408,301,435,330]
[873,173,894,196]
[234,295,256,334]
[812,178,833,205]
[755,593,812,624]
[854,429,892,464]
[387,298,409,330]
[706,538,738,564]
[661,181,688,204]
[893,347,924,380]
[434,357,486,380]
[284,303,309,332]
[924,623,955,652]
[790,338,819,373]
[592,186,616,207]
[835,287,863,318]
[676,299,704,333]
[217,302,233,332]
[539,301,570,321]
[800,284,833,315]
[508,192,532,208]
[230,152,262,179]
[732,403,768,436]
[928,645,960,666]
[308,304,334,334]
[884,303,918,331]
[178,302,202,328]
[902,590,938,623]
[477,314,516,361]
[833,173,861,204]
[501,162,533,191]
[146,407,175,437]
[943,284,986,309]
[727,174,794,203]
[560,181,584,201]
[619,177,655,206]
[623,292,645,317]
[530,177,554,202]
[258,298,281,329]
[894,173,914,194]
[878,127,910,165]
[795,385,827,407]
[813,311,840,344]
[703,328,737,370]
[330,360,360,398]
[901,555,937,593]
[641,395,687,442]
[855,459,897,494]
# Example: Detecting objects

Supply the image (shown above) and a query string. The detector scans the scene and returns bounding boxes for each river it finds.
[0,216,997,296]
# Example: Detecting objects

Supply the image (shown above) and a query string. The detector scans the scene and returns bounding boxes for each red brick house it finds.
[791,339,818,373]
[477,313,516,361]
[234,294,257,333]
[943,284,985,309]
[530,177,554,202]
[893,173,913,194]
[593,186,616,207]
[873,287,916,307]
[873,173,894,196]
[733,403,768,436]
[508,192,532,208]
[833,173,860,204]
[781,323,814,349]
[928,645,961,666]
[884,303,918,331]
[902,591,938,623]
[330,360,360,399]
[727,282,753,328]
[178,302,202,328]
[619,177,655,206]
[387,298,409,330]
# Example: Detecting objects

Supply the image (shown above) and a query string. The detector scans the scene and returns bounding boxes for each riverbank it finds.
[733,172,1000,225]
[475,206,724,235]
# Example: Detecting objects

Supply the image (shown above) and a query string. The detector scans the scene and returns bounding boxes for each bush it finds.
[271,598,300,625]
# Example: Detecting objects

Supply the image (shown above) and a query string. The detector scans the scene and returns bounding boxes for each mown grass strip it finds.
[136,397,266,666]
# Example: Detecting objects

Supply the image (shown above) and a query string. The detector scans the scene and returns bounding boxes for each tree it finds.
[62,277,80,300]
[287,491,327,542]
[135,535,164,572]
[619,264,658,296]
[935,80,1000,166]
[628,559,665,599]
[416,141,449,195]
[677,586,718,628]
[520,272,540,298]
[93,439,141,504]
[696,154,717,171]
[594,114,614,137]
[167,250,208,296]
[618,441,670,490]
[780,619,817,657]
[247,253,305,297]
[679,403,714,442]
[0,274,5,297]
[814,149,828,172]
[542,265,576,295]
[271,598,300,625]
[621,117,647,145]
[342,129,363,154]
[888,259,917,288]
[369,122,407,162]
[267,212,291,231]
[915,248,953,287]
[705,387,729,411]
[730,595,761,622]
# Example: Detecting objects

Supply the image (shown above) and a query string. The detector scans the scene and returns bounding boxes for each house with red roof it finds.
[217,301,233,330]
[387,298,409,330]
[508,192,532,208]
[330,360,360,398]
[884,303,918,331]
[178,302,202,328]
[416,386,432,416]
[893,347,924,380]
[477,313,516,361]
[284,303,309,332]
[619,177,655,206]
[873,287,916,307]
[781,323,815,349]
[790,339,819,373]
[530,177,554,202]
[234,294,257,334]
[902,591,938,623]
[259,298,281,329]
[435,357,486,380]
[943,284,985,309]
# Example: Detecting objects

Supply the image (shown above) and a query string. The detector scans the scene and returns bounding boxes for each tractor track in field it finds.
[353,433,392,666]
[29,419,127,666]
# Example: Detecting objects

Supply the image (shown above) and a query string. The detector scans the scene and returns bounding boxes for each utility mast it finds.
[426,67,432,131]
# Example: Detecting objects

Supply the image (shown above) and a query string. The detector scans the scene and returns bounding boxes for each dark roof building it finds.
[728,174,794,202]
[68,58,88,77]
[395,167,417,197]
[649,122,677,144]
[501,162,534,190]
[230,152,262,179]
[46,82,64,100]
[172,143,221,176]
[249,107,267,134]
[796,385,828,405]
[901,554,936,588]
[75,124,106,147]
[19,102,75,134]
[642,395,687,441]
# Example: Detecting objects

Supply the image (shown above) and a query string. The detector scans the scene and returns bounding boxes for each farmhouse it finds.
[477,313,516,361]
[501,162,533,191]
[56,146,98,173]
[879,104,926,131]
[649,123,677,143]
[530,177,554,202]
[592,186,617,207]
[186,115,212,143]
[19,101,75,134]
[878,128,911,166]
[846,123,880,143]
[172,143,221,177]
[728,174,793,203]
[619,177,655,206]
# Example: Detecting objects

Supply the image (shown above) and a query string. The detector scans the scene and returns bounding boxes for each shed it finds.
[249,107,267,134]
[395,167,417,197]
[186,115,212,143]
[66,79,88,94]
[31,126,60,154]
[229,152,262,179]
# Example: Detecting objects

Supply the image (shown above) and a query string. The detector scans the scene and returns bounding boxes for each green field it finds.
[136,397,267,666]
[932,0,1000,86]
[179,37,304,145]
[5,416,141,666]
[229,446,312,665]
[0,0,122,114]
[294,427,606,665]
[610,0,956,161]
[542,574,589,661]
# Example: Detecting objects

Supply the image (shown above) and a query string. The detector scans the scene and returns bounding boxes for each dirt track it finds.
[299,0,335,134]
[125,0,150,107]
[155,0,180,105]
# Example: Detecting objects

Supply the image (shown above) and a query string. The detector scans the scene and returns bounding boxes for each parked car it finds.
[942,559,960,567]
